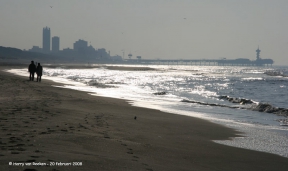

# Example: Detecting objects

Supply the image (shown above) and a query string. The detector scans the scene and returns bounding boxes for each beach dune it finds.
[1,65,288,171]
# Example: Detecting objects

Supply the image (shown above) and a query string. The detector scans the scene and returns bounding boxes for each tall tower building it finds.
[256,46,261,60]
[42,27,51,53]
[52,36,60,52]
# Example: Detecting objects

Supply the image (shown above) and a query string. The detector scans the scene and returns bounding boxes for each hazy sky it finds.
[0,0,288,65]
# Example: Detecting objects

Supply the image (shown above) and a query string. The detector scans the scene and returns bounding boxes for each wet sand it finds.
[1,65,288,171]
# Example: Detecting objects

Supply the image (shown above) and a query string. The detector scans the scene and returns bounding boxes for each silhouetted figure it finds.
[28,61,36,81]
[36,63,43,82]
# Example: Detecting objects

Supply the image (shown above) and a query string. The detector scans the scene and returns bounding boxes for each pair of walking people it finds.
[28,61,43,82]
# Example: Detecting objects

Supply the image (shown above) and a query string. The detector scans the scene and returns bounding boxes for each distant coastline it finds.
[0,46,274,66]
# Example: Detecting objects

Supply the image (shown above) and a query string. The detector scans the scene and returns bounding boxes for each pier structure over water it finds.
[126,47,274,66]
[127,58,273,66]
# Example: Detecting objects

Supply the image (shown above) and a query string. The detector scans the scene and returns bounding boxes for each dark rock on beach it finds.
[181,98,288,125]
[219,95,253,105]
[251,103,288,117]
[153,92,167,95]
[180,99,241,109]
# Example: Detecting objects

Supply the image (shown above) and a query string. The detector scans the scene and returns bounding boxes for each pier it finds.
[125,47,274,66]
[126,58,273,66]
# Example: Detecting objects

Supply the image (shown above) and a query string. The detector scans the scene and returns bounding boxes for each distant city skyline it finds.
[31,27,92,53]
[1,0,288,65]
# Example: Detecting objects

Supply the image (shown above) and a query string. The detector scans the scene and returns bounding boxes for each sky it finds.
[0,0,288,65]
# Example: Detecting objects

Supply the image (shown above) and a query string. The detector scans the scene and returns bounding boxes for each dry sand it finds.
[1,65,288,171]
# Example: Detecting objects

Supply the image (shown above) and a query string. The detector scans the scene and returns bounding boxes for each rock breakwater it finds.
[181,95,288,125]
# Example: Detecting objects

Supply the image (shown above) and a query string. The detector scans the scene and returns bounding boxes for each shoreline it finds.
[1,65,288,170]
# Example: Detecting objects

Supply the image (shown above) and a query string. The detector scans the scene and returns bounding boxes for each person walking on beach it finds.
[28,61,36,81]
[36,63,43,82]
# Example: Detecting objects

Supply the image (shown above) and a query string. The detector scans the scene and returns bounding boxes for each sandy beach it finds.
[1,65,288,171]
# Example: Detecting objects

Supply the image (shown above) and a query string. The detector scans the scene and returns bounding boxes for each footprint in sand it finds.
[69,126,74,130]
[9,137,19,143]
[127,148,133,154]
[16,147,26,151]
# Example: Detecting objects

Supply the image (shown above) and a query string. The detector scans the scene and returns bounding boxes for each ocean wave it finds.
[86,80,116,88]
[241,77,264,81]
[180,99,243,109]
[264,70,288,77]
[67,76,85,82]
[105,81,125,85]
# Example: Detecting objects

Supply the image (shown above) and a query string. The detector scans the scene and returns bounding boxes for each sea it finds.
[7,64,288,158]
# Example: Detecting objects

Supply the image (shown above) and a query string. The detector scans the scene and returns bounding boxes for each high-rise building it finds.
[42,27,50,53]
[73,39,88,51]
[52,36,60,52]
